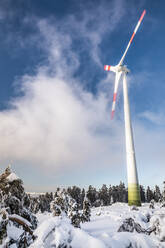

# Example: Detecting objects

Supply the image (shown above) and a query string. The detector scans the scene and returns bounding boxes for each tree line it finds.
[29,181,165,213]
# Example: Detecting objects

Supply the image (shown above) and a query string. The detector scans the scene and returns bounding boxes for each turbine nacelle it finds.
[104,64,130,119]
[104,64,129,74]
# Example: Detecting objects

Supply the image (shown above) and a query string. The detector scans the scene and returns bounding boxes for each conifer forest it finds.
[1,167,165,247]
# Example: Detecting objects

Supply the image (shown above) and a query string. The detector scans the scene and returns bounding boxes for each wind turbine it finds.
[104,10,146,206]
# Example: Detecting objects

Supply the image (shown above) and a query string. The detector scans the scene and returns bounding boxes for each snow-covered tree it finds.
[154,185,162,202]
[38,192,54,213]
[80,188,85,208]
[67,186,81,206]
[0,166,37,247]
[86,185,97,206]
[162,181,165,202]
[68,197,81,228]
[50,189,86,228]
[82,195,91,222]
[140,185,146,203]
[99,184,109,206]
[29,196,40,214]
[50,189,67,216]
[111,185,119,203]
[146,186,154,203]
[0,210,8,245]
[118,182,127,202]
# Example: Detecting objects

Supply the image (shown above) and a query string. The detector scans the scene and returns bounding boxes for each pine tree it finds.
[0,166,37,247]
[161,181,165,207]
[111,186,119,203]
[68,197,81,228]
[0,210,8,245]
[0,166,37,227]
[50,189,82,228]
[118,182,127,202]
[162,181,165,202]
[50,189,67,216]
[37,192,54,213]
[109,185,112,201]
[140,185,146,203]
[29,196,40,214]
[99,184,109,206]
[82,195,91,222]
[154,185,162,202]
[146,186,154,203]
[86,185,97,206]
[80,188,85,209]
[67,186,81,206]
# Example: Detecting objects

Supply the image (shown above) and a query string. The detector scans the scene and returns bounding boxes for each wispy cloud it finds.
[65,0,125,66]
[139,111,165,125]
[0,61,124,173]
[0,10,125,177]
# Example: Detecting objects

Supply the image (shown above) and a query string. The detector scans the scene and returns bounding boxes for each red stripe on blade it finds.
[130,32,135,43]
[139,10,146,23]
[113,93,117,102]
[108,65,111,71]
[104,65,107,70]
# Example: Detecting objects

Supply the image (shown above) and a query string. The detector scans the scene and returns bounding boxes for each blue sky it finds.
[0,0,164,192]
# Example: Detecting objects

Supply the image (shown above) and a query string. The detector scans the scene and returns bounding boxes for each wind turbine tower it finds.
[104,10,146,206]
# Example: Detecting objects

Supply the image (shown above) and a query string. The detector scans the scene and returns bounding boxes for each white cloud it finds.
[0,12,125,173]
[139,111,165,125]
[65,0,125,66]
[33,0,126,68]
[0,68,124,173]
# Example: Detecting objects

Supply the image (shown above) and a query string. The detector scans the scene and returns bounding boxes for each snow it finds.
[71,228,106,248]
[30,215,106,248]
[6,172,19,182]
[2,203,165,247]
[9,245,17,248]
[7,222,24,241]
[29,203,165,248]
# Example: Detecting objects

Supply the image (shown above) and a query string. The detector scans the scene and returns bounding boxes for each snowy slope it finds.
[29,203,165,248]
[82,203,165,248]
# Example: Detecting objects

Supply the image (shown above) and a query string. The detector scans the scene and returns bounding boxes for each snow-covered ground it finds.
[30,203,165,248]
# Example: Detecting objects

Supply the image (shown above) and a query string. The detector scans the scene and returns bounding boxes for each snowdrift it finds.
[30,203,165,248]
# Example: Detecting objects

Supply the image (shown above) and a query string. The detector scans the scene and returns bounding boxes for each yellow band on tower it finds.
[128,183,141,206]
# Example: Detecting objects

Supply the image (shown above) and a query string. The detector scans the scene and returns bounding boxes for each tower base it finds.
[128,183,141,206]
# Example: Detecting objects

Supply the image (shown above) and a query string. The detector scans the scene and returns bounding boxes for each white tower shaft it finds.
[104,10,146,206]
[123,73,141,206]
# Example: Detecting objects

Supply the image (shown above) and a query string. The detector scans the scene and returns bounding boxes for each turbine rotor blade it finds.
[119,9,146,66]
[104,65,117,73]
[111,72,122,119]
[104,65,111,71]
